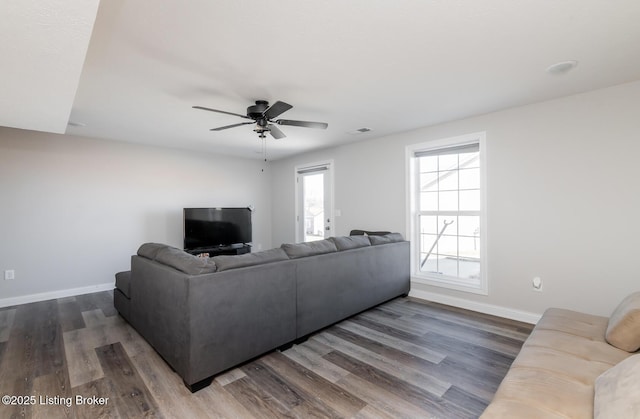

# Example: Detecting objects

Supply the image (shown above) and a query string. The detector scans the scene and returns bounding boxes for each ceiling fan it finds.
[193,100,328,139]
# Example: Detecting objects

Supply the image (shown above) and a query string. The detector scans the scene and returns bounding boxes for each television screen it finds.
[183,207,252,250]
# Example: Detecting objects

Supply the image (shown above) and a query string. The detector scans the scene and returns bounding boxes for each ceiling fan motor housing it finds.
[247,100,269,119]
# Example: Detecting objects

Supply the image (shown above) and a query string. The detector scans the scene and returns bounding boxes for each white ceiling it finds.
[5,1,640,160]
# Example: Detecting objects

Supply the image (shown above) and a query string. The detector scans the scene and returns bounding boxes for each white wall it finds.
[0,128,271,305]
[271,80,640,319]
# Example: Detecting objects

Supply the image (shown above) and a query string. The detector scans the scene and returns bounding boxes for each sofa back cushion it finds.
[213,248,289,272]
[137,242,168,260]
[155,246,217,275]
[330,235,371,251]
[594,354,640,418]
[281,239,337,259]
[369,232,405,245]
[606,291,640,352]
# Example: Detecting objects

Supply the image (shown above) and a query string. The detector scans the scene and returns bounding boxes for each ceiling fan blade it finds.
[263,101,293,119]
[210,122,254,131]
[268,124,286,139]
[276,119,328,129]
[193,105,252,120]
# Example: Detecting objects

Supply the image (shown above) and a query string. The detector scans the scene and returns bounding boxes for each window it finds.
[407,133,486,294]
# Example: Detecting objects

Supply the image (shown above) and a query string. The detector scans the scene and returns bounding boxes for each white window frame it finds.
[406,132,488,295]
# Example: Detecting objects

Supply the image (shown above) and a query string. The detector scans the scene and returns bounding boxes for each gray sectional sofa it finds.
[114,234,410,391]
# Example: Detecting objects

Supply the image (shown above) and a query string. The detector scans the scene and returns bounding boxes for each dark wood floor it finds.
[0,291,533,418]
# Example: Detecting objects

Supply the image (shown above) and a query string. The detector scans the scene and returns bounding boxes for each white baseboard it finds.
[409,288,542,324]
[0,282,114,308]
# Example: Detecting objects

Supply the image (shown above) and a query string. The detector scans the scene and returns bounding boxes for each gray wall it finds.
[0,128,272,304]
[271,80,640,319]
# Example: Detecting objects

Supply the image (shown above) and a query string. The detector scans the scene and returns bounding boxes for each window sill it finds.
[411,273,488,295]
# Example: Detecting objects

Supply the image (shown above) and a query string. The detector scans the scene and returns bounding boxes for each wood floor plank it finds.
[335,372,439,418]
[214,367,247,386]
[281,341,351,383]
[314,330,451,397]
[224,375,294,419]
[261,351,367,418]
[57,299,86,333]
[191,380,258,419]
[73,377,119,419]
[241,361,305,409]
[131,348,219,419]
[0,308,16,342]
[242,359,343,418]
[324,350,474,419]
[400,299,534,338]
[32,373,74,419]
[338,319,446,363]
[74,291,118,318]
[94,342,160,418]
[81,309,108,328]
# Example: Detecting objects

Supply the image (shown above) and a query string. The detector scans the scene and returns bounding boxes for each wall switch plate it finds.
[4,270,15,280]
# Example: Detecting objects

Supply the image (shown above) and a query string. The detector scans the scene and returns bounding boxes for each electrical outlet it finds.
[4,270,15,280]
[532,276,542,292]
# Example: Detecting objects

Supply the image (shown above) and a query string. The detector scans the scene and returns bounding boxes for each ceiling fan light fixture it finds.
[546,60,578,75]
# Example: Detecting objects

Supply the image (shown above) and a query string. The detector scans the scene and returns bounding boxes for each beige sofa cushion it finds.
[594,354,640,418]
[482,308,631,419]
[605,291,640,352]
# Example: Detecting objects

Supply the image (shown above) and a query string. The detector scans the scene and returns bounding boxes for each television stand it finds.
[185,244,251,258]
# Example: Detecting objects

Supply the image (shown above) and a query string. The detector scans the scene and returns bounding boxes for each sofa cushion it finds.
[213,248,289,272]
[594,354,640,418]
[115,270,131,298]
[137,242,168,260]
[330,235,371,251]
[369,232,405,245]
[155,246,217,275]
[281,239,337,259]
[605,291,640,352]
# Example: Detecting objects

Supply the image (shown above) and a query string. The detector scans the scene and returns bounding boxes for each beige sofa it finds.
[482,293,640,418]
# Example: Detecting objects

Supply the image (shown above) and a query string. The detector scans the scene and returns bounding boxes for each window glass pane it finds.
[419,156,438,173]
[438,191,458,211]
[437,255,458,277]
[439,154,458,170]
[420,234,438,255]
[459,151,479,168]
[458,216,479,237]
[420,192,438,211]
[437,216,457,236]
[459,168,479,190]
[438,170,458,191]
[459,260,480,280]
[419,173,439,192]
[459,237,480,260]
[459,190,480,211]
[420,216,438,235]
[421,256,439,273]
[437,235,457,257]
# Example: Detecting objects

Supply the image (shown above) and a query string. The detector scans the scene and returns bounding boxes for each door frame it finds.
[294,159,335,243]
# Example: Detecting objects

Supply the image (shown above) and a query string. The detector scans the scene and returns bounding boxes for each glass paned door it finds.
[296,163,333,242]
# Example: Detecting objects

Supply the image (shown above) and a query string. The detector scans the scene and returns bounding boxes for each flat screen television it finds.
[183,207,252,250]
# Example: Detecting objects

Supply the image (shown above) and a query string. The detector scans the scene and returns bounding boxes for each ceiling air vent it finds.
[347,127,372,135]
